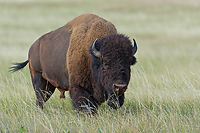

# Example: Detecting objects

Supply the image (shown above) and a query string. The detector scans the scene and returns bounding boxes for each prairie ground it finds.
[0,0,200,132]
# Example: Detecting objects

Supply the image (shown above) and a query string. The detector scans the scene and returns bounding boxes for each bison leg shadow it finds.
[69,87,98,114]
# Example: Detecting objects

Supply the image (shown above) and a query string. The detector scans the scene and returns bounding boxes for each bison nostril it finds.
[113,84,127,93]
[113,84,119,92]
[122,86,127,92]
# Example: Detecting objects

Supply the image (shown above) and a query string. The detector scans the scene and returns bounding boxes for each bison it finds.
[10,14,137,114]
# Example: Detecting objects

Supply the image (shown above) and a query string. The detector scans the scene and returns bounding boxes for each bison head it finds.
[90,34,137,109]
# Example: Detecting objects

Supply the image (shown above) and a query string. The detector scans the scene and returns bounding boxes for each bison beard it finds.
[107,93,125,109]
[9,14,137,115]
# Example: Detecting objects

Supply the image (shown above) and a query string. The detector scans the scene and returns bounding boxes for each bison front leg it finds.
[69,87,98,114]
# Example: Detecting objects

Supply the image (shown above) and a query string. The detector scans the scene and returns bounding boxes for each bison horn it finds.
[92,38,101,58]
[132,39,138,55]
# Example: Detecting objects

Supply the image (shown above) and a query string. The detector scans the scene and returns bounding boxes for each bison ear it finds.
[131,56,137,65]
[132,39,137,55]
[92,38,101,58]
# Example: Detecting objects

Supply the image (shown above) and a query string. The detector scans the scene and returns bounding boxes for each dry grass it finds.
[0,0,200,132]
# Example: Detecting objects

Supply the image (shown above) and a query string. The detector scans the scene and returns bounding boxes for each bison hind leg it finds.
[30,70,56,109]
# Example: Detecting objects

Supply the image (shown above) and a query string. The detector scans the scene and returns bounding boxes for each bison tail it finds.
[9,60,29,73]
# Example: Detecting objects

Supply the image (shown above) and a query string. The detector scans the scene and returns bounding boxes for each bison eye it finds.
[102,63,110,71]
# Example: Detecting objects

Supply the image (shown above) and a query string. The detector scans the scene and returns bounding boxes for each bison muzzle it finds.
[9,14,137,114]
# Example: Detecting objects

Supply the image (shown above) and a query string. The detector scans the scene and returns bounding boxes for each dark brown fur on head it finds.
[90,33,137,109]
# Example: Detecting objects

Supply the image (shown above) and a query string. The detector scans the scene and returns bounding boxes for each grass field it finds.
[1,0,200,132]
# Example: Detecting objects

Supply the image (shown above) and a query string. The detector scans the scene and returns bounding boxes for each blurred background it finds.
[1,0,200,77]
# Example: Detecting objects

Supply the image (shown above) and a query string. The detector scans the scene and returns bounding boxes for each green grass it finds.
[1,0,200,132]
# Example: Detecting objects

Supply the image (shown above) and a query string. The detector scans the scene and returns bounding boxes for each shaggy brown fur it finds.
[67,14,117,87]
[9,14,137,114]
